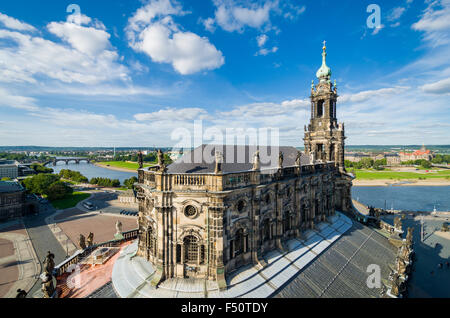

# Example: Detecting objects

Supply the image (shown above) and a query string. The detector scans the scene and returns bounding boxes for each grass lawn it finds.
[97,161,153,170]
[50,192,91,210]
[353,169,450,180]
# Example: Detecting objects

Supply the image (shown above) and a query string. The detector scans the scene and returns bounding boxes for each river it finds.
[352,186,450,212]
[47,161,136,184]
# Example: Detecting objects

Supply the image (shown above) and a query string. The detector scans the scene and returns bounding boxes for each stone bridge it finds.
[51,158,91,166]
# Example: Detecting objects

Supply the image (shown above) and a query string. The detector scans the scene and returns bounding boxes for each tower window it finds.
[317,100,324,117]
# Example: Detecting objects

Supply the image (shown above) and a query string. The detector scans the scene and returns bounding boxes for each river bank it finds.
[352,178,450,187]
[94,162,138,173]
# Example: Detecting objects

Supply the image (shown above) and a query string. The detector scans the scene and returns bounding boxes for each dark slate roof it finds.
[0,181,23,193]
[166,145,311,174]
[275,222,397,298]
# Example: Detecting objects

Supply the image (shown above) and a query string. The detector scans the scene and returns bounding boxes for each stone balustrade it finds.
[137,162,336,192]
[54,229,139,277]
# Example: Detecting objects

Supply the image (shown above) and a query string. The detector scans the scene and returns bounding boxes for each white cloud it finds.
[213,0,274,32]
[420,77,450,94]
[0,12,36,32]
[257,34,268,47]
[255,33,277,56]
[204,0,304,33]
[388,7,406,21]
[412,0,450,46]
[256,46,278,56]
[47,16,111,56]
[126,0,224,75]
[134,107,210,121]
[0,13,129,85]
[338,87,410,104]
[0,88,38,111]
[220,98,309,118]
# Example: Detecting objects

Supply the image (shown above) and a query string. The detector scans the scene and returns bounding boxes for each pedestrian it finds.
[438,263,443,269]
[446,262,449,268]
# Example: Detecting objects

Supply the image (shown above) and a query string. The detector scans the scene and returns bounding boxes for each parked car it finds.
[83,202,94,210]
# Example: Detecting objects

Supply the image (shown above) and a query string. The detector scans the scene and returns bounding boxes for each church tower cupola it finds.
[316,41,332,83]
[304,42,346,171]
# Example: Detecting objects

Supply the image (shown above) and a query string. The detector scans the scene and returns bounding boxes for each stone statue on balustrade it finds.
[396,257,408,276]
[278,151,284,168]
[252,150,260,171]
[79,234,86,250]
[43,251,55,274]
[16,289,27,298]
[399,241,411,262]
[115,220,124,240]
[390,273,400,297]
[295,151,302,167]
[406,227,413,246]
[215,151,223,174]
[393,216,402,232]
[138,151,144,169]
[87,232,94,247]
[157,149,166,172]
[41,271,55,298]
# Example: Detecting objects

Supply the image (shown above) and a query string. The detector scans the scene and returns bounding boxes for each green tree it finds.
[420,160,432,169]
[360,158,374,169]
[21,174,60,195]
[31,163,54,174]
[46,181,73,201]
[124,176,138,189]
[344,160,353,168]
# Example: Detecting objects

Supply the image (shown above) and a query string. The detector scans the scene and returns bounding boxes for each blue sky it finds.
[0,0,449,147]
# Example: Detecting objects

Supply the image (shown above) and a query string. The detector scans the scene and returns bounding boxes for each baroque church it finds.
[135,43,353,290]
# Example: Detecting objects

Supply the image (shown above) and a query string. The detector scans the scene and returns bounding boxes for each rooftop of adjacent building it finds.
[0,159,19,166]
[60,213,399,298]
[163,145,312,174]
[0,181,24,193]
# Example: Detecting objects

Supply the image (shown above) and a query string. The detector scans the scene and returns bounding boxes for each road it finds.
[23,202,67,297]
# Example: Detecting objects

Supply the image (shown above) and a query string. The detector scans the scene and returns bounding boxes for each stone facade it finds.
[0,181,36,221]
[135,43,353,289]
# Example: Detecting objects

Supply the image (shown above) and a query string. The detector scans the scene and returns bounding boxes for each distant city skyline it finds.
[0,0,449,147]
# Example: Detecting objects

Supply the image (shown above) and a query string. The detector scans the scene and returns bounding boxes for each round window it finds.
[184,205,197,218]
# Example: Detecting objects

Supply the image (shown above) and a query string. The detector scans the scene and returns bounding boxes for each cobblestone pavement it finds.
[0,221,40,298]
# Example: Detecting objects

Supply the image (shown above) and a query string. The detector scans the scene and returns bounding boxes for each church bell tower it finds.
[304,42,346,171]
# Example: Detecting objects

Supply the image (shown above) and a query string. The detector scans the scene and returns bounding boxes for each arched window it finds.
[184,235,199,263]
[317,100,324,117]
